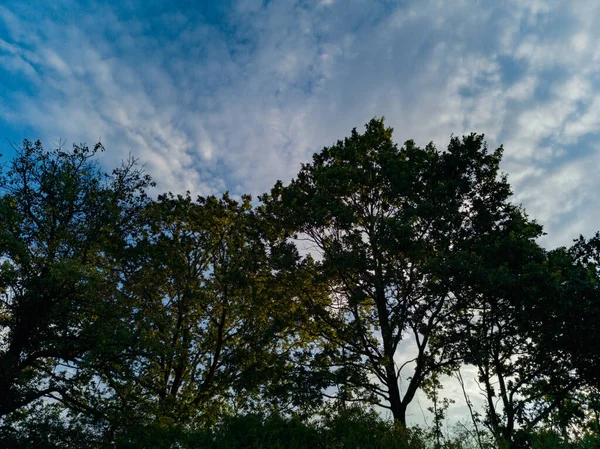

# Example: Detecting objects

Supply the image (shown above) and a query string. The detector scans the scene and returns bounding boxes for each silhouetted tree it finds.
[261,118,529,425]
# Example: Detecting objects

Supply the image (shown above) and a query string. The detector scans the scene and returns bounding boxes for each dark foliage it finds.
[1,123,598,448]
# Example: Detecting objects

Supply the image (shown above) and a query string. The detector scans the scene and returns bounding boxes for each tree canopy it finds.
[1,122,598,449]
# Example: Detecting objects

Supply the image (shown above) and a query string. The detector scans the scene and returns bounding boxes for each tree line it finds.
[1,119,599,448]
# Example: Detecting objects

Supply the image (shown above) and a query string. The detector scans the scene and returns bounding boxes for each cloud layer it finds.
[2,0,600,249]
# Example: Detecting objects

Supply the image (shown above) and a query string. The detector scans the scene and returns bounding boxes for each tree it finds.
[260,118,522,425]
[0,140,152,423]
[97,192,329,435]
[446,213,566,448]
[447,217,600,448]
[546,233,600,387]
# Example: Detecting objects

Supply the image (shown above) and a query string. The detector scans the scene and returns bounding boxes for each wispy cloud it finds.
[1,0,600,247]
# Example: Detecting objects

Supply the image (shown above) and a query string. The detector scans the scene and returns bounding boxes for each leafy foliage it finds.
[260,119,534,426]
[0,140,152,421]
[1,123,598,449]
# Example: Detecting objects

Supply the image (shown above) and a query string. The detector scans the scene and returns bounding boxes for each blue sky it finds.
[2,0,599,251]
[2,0,599,426]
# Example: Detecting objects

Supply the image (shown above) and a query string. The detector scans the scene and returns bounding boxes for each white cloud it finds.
[2,0,599,244]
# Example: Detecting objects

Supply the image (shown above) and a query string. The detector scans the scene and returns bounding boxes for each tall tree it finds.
[98,192,329,435]
[548,233,600,386]
[447,215,566,448]
[260,118,522,424]
[448,223,600,448]
[0,140,152,423]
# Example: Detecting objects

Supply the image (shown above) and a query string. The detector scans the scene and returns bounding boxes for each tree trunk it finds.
[385,362,406,424]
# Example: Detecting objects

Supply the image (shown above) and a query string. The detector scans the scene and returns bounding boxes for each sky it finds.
[2,0,600,249]
[1,0,599,427]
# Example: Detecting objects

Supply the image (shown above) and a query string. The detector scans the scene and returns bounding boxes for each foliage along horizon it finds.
[0,118,599,449]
